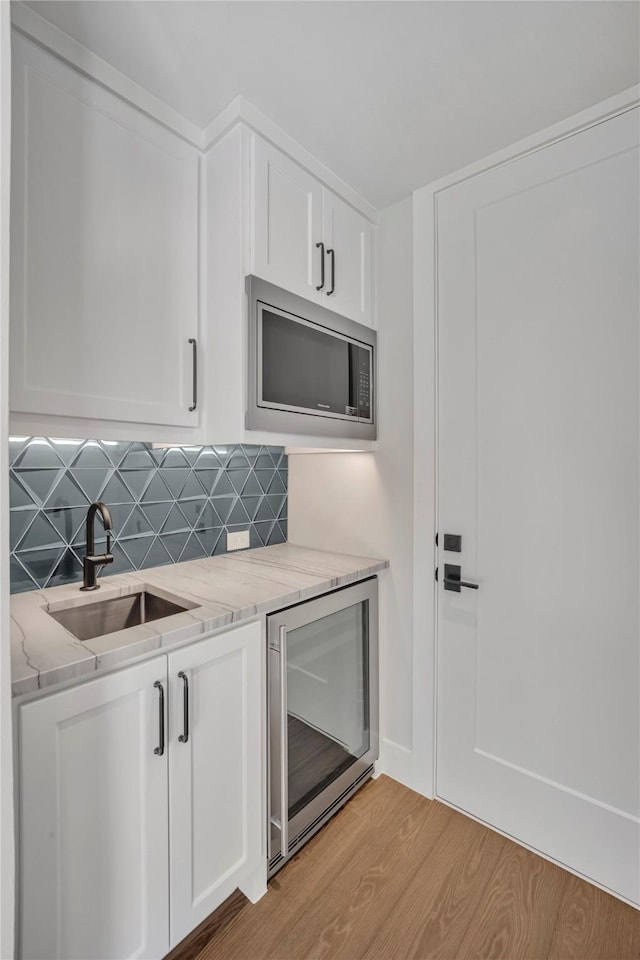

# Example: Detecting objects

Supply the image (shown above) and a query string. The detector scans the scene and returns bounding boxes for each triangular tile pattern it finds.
[9,439,287,593]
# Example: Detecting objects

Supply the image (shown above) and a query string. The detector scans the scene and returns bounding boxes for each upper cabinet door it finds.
[10,36,199,428]
[251,135,323,303]
[322,190,373,326]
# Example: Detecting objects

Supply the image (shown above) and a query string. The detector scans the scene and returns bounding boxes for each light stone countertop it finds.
[11,543,388,698]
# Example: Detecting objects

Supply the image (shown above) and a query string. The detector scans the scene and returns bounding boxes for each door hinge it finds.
[435,567,438,582]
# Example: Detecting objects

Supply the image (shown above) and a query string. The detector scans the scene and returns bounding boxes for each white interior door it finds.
[436,106,640,905]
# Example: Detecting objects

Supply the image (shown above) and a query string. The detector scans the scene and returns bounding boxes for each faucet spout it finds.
[81,501,114,591]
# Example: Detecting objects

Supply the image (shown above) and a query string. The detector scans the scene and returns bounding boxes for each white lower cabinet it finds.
[18,621,264,960]
[168,625,264,948]
[18,657,170,960]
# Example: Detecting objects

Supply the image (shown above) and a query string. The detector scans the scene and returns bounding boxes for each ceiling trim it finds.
[11,1,205,147]
[202,96,378,222]
[10,1,379,221]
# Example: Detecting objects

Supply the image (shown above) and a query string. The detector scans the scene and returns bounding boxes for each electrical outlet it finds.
[227,530,250,551]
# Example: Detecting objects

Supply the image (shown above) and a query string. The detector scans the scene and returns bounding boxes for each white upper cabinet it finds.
[252,136,323,304]
[322,189,372,326]
[251,134,374,326]
[10,35,200,430]
[203,126,377,450]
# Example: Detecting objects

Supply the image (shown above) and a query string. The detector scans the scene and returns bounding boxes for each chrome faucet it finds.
[81,501,114,591]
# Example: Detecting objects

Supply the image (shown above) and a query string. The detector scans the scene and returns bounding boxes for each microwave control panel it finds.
[357,348,371,420]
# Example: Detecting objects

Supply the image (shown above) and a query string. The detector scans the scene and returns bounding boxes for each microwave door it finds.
[260,307,358,419]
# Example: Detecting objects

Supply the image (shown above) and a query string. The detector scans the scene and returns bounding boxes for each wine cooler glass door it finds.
[269,578,378,867]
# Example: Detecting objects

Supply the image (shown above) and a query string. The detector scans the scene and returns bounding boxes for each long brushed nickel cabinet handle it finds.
[178,671,189,743]
[326,248,335,296]
[153,681,165,756]
[315,242,325,291]
[188,338,197,412]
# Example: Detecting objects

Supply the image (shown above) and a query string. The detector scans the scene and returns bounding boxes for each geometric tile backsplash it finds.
[9,437,287,594]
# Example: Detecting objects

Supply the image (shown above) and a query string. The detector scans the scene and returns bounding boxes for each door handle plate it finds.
[443,563,479,592]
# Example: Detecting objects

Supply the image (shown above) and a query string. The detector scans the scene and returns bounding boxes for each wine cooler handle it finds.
[279,625,289,858]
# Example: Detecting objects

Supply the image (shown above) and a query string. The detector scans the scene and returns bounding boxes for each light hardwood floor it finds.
[172,775,639,960]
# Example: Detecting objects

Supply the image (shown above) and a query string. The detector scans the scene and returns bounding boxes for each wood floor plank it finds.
[455,836,570,960]
[547,873,640,960]
[268,795,452,959]
[366,808,508,960]
[195,776,425,960]
[192,776,639,960]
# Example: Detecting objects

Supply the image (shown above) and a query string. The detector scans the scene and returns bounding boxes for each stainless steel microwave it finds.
[246,276,376,440]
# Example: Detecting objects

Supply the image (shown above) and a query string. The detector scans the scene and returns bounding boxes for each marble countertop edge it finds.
[11,544,388,699]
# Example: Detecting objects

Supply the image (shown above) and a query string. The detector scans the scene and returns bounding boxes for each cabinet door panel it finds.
[168,622,263,947]
[252,135,322,302]
[322,191,373,325]
[19,658,169,960]
[10,36,199,427]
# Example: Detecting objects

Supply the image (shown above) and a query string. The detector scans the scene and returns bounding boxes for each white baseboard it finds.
[379,738,415,790]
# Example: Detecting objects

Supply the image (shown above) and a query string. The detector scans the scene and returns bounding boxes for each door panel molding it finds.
[432,105,639,904]
[412,84,640,851]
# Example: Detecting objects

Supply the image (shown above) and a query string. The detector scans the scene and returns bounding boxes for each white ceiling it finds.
[23,1,640,209]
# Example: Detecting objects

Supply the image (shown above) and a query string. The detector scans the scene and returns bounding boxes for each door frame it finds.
[411,83,640,803]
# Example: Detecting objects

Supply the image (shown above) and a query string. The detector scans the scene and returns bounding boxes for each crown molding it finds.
[11,2,205,148]
[11,2,378,221]
[11,2,380,220]
[202,96,378,222]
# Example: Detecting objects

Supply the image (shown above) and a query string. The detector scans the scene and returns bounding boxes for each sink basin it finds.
[48,590,190,642]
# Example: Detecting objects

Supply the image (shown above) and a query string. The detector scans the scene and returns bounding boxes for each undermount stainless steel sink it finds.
[48,590,190,642]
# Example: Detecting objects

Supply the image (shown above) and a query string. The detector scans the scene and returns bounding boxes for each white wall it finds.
[288,196,416,786]
[0,4,15,956]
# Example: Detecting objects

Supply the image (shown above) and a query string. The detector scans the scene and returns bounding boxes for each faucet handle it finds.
[102,533,114,565]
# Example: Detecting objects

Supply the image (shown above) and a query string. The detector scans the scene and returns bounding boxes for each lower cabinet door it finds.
[168,621,264,947]
[18,658,170,960]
